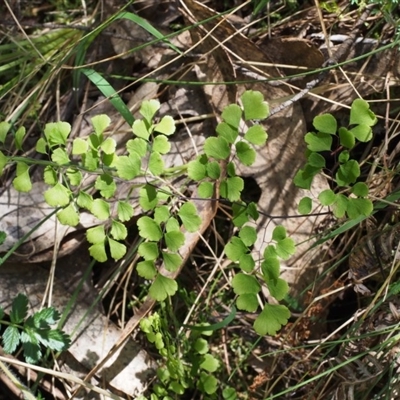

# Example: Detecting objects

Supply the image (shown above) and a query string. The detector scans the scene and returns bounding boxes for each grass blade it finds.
[81,68,135,126]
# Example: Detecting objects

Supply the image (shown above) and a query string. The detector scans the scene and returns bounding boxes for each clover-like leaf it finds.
[178,202,201,232]
[194,338,209,354]
[239,253,255,273]
[198,181,214,198]
[164,231,185,252]
[216,122,239,144]
[149,274,178,301]
[139,184,158,211]
[275,238,296,260]
[351,182,369,197]
[86,225,106,244]
[318,189,336,206]
[200,354,219,372]
[304,132,332,152]
[13,162,32,192]
[108,238,127,261]
[0,121,11,143]
[152,135,171,154]
[298,196,312,214]
[350,124,373,142]
[223,388,237,400]
[261,256,280,280]
[227,161,236,177]
[231,273,260,295]
[188,159,207,181]
[90,199,110,220]
[162,251,182,271]
[88,133,101,150]
[140,99,160,124]
[170,381,185,395]
[232,202,250,227]
[246,202,259,221]
[95,174,116,199]
[272,226,287,241]
[115,153,141,180]
[236,141,256,166]
[336,159,360,186]
[110,220,127,240]
[220,176,244,202]
[339,150,350,163]
[57,203,80,226]
[253,303,290,336]
[350,98,377,127]
[199,372,218,395]
[132,119,151,140]
[91,114,111,136]
[138,216,163,241]
[72,137,88,155]
[44,166,57,185]
[338,127,355,149]
[267,277,289,301]
[89,242,107,262]
[264,244,277,258]
[293,164,321,190]
[127,137,147,157]
[346,197,373,219]
[15,126,25,151]
[66,168,82,186]
[44,182,70,207]
[44,121,71,146]
[204,137,230,160]
[308,152,326,168]
[100,137,116,154]
[137,260,157,279]
[206,161,221,179]
[77,191,93,210]
[103,152,116,167]
[333,194,348,218]
[51,148,70,165]
[82,150,99,171]
[221,104,242,128]
[149,151,164,175]
[239,226,257,246]
[241,90,269,121]
[138,242,159,261]
[153,205,169,225]
[154,116,175,136]
[313,113,337,134]
[244,124,268,145]
[236,293,259,312]
[117,201,134,222]
[225,237,248,262]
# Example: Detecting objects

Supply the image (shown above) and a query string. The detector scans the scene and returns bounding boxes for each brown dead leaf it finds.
[259,37,324,76]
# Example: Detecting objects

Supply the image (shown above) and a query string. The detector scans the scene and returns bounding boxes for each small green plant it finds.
[295,98,377,219]
[0,293,70,364]
[228,225,294,335]
[139,310,237,399]
[0,90,293,337]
